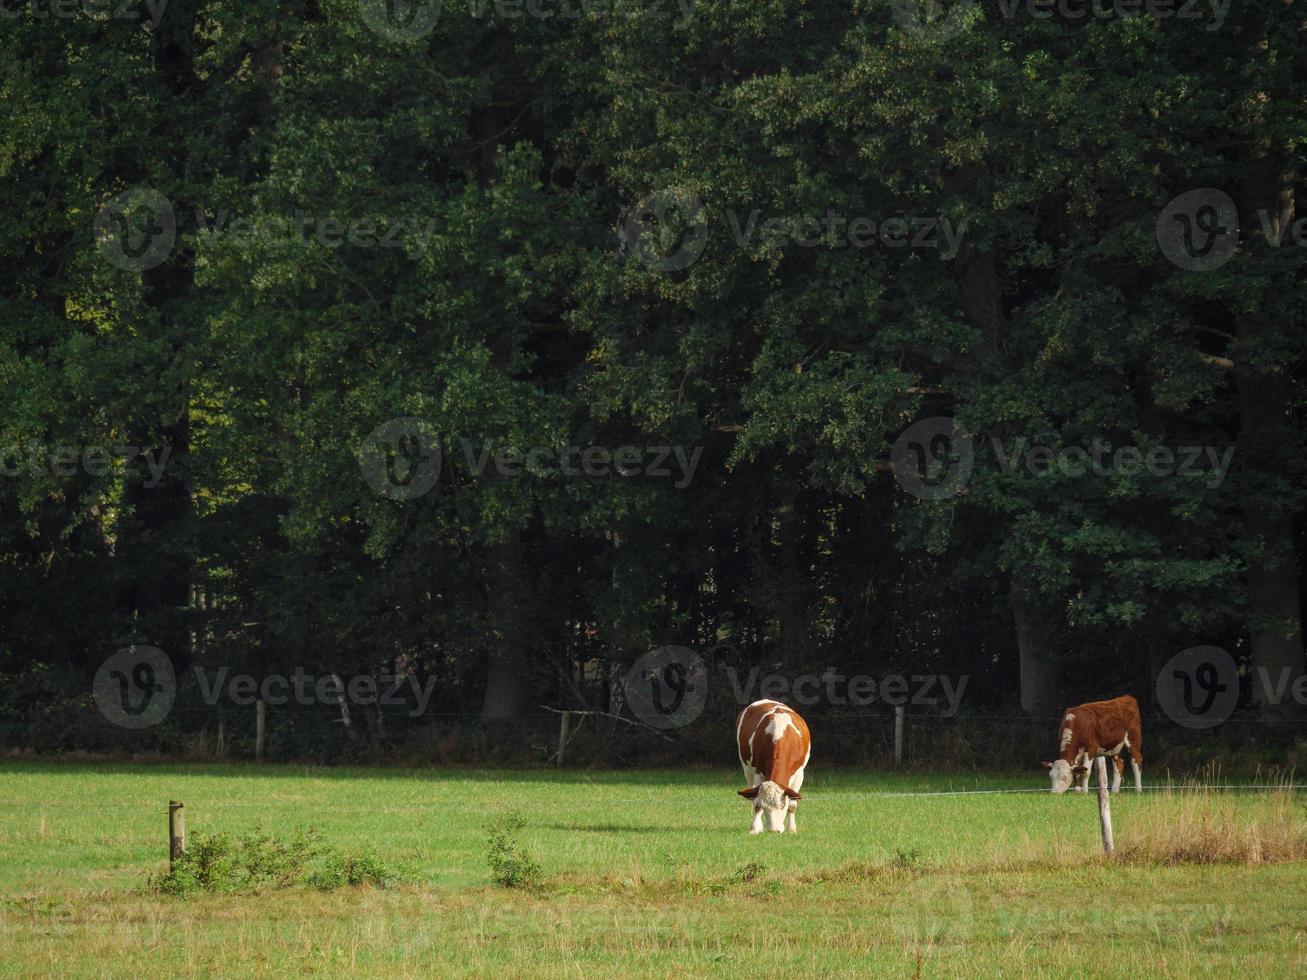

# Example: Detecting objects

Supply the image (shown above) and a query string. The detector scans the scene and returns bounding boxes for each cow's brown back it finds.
[737,700,811,790]
[1057,695,1143,764]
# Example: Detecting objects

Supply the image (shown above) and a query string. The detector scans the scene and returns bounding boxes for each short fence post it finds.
[894,705,905,766]
[556,711,571,766]
[255,699,266,762]
[1095,756,1115,856]
[168,801,185,871]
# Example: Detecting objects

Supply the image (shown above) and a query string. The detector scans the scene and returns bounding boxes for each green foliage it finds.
[149,828,389,896]
[306,852,392,891]
[892,847,924,871]
[485,812,543,890]
[730,861,768,884]
[0,0,1303,744]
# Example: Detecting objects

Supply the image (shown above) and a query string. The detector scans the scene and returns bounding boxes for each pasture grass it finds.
[1,760,1305,976]
[1118,774,1307,866]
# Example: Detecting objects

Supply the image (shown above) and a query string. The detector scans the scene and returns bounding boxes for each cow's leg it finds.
[742,763,765,834]
[1128,726,1143,792]
[1111,757,1122,794]
[786,766,806,832]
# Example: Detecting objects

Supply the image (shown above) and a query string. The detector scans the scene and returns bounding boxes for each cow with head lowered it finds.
[1043,694,1143,794]
[737,699,811,833]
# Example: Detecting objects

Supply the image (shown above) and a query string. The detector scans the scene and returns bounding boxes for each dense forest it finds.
[0,0,1303,764]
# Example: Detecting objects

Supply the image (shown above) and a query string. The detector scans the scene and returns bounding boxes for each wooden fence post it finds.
[1095,756,1115,856]
[556,711,571,766]
[168,801,185,871]
[894,705,905,766]
[255,699,266,762]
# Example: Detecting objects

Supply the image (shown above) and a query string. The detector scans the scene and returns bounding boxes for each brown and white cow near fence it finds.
[737,699,811,833]
[1043,695,1143,794]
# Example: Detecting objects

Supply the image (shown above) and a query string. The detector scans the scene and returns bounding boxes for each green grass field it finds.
[1,760,1305,977]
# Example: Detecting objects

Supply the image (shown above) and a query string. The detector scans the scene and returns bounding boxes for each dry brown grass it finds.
[1117,771,1307,866]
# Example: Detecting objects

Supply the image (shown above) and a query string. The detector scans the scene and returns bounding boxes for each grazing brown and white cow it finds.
[1042,694,1143,795]
[737,699,811,834]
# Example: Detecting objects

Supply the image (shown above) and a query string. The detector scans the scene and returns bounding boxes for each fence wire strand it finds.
[0,783,1300,810]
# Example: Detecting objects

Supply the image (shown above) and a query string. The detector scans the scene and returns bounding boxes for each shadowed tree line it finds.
[0,1,1302,758]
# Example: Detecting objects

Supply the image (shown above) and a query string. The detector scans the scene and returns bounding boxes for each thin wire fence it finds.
[1,781,1300,811]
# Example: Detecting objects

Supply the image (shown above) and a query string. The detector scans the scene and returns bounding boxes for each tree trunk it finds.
[466,100,534,723]
[1232,12,1303,706]
[1244,512,1304,706]
[481,530,532,722]
[119,423,191,626]
[1236,318,1304,709]
[111,4,207,654]
[777,487,803,671]
[1147,635,1172,715]
[950,170,1066,716]
[1014,600,1062,716]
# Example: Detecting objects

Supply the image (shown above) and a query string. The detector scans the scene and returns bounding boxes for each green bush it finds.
[485,812,542,889]
[731,861,767,884]
[152,833,236,895]
[307,853,391,890]
[893,846,925,872]
[892,847,924,870]
[150,827,389,896]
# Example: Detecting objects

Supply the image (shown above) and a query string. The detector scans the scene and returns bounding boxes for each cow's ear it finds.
[738,787,760,799]
[1041,761,1053,769]
[1072,765,1088,776]
[783,788,803,801]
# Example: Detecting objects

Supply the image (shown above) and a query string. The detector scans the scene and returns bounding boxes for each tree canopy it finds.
[1,0,1303,759]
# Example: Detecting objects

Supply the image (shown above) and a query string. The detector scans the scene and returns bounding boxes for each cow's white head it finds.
[1043,759,1074,794]
[739,780,801,833]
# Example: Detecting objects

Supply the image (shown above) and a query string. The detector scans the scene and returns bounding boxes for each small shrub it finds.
[485,812,543,889]
[730,861,767,884]
[150,827,389,895]
[892,847,924,870]
[239,828,332,887]
[153,832,237,895]
[307,853,391,890]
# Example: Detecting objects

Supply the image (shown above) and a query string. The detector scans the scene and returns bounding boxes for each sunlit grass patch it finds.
[1117,775,1307,866]
[1,762,1306,975]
